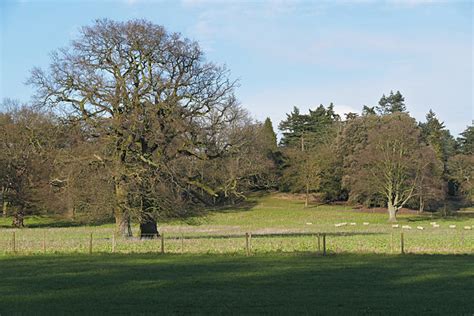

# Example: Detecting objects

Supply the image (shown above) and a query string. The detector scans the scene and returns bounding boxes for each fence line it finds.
[1,229,472,256]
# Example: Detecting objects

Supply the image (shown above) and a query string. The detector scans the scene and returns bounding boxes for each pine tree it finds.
[457,125,474,155]
[362,105,376,116]
[261,117,278,152]
[279,104,342,202]
[376,90,407,115]
[278,106,307,147]
[419,110,455,163]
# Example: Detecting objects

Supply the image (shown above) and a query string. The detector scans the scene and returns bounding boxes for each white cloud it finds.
[181,0,471,136]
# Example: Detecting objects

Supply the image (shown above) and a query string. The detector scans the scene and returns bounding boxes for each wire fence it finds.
[0,228,472,256]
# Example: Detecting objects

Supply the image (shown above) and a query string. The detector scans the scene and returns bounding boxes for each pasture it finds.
[0,194,473,255]
[0,253,473,314]
[0,194,473,314]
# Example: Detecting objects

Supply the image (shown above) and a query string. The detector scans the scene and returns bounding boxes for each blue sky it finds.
[1,0,472,135]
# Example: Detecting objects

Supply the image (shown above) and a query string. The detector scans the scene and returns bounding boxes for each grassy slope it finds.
[1,194,472,230]
[0,194,473,254]
[0,253,472,315]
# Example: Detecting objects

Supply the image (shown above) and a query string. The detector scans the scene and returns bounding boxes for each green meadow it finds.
[0,253,473,315]
[1,194,473,255]
[0,195,473,314]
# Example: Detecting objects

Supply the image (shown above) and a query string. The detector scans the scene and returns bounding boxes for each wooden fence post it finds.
[322,233,326,256]
[12,231,16,253]
[112,233,116,253]
[245,232,250,256]
[161,233,165,254]
[390,232,393,254]
[42,231,46,253]
[317,233,321,253]
[89,233,93,254]
[400,232,405,255]
[181,233,184,254]
[249,233,252,253]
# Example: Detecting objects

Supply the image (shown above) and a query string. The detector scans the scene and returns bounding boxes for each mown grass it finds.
[0,194,473,255]
[0,253,472,315]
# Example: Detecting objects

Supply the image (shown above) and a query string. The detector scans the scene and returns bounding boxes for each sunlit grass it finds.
[0,194,473,255]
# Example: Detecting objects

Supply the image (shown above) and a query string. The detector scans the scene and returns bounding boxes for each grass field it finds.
[0,253,473,314]
[1,194,473,255]
[1,194,473,314]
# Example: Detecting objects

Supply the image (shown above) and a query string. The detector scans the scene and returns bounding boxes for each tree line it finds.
[0,20,472,235]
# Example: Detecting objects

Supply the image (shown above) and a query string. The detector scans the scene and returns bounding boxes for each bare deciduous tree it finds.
[29,19,240,236]
[349,113,441,221]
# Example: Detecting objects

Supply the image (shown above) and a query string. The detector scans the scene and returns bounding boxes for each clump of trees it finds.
[0,20,472,228]
[276,90,472,221]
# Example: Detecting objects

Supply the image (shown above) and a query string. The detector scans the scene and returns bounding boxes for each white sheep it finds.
[306,222,313,225]
[363,222,369,226]
[449,225,456,229]
[349,222,356,226]
[464,226,472,230]
[392,224,399,228]
[432,224,440,228]
[402,225,412,230]
[416,226,424,230]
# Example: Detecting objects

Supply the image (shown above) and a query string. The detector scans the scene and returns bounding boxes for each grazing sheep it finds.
[464,226,472,230]
[306,222,313,225]
[392,224,399,228]
[363,222,369,226]
[432,224,440,228]
[416,226,424,230]
[449,225,456,229]
[430,222,437,225]
[349,222,356,226]
[402,225,412,230]
[335,223,347,227]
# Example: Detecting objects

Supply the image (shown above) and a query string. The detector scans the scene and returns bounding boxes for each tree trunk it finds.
[115,179,132,237]
[1,188,7,217]
[12,210,24,228]
[418,195,424,214]
[116,211,132,237]
[66,186,75,220]
[2,200,7,217]
[388,203,397,222]
[140,213,159,239]
[305,182,309,207]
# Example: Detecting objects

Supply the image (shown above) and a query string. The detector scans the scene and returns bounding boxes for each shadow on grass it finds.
[0,253,472,314]
[205,199,259,214]
[406,212,474,223]
[165,231,385,240]
[0,216,113,229]
[175,199,260,226]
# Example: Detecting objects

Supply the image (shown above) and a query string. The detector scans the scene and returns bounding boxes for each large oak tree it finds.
[29,19,240,236]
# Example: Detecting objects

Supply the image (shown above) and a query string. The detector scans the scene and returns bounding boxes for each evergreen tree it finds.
[419,109,455,163]
[457,125,474,155]
[345,112,358,120]
[278,106,307,147]
[361,105,376,116]
[279,104,342,202]
[261,117,278,152]
[376,90,406,115]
